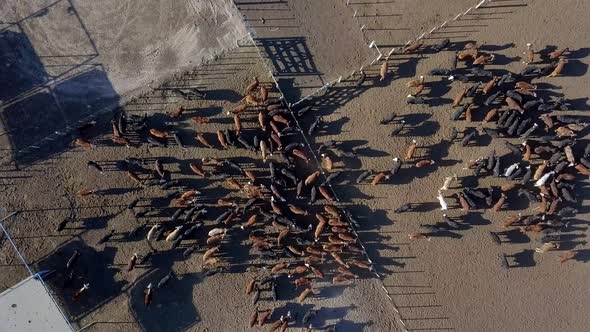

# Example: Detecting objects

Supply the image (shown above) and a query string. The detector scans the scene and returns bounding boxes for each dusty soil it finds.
[304,1,590,331]
[1,0,589,332]
[1,0,247,96]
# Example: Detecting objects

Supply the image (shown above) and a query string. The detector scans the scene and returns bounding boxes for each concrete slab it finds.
[0,275,73,331]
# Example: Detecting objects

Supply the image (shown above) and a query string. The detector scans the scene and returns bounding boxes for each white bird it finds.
[437,191,448,210]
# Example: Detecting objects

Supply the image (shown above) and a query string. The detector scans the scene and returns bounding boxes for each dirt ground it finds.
[0,0,247,95]
[1,0,589,331]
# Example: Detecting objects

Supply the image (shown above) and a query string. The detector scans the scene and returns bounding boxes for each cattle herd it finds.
[50,39,587,331]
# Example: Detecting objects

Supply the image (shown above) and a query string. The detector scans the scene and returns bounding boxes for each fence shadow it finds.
[256,37,320,77]
[0,0,119,166]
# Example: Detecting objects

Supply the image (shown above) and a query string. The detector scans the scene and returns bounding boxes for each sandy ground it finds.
[1,0,589,331]
[1,0,247,96]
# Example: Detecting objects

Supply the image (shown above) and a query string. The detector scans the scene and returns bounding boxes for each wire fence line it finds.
[289,0,495,110]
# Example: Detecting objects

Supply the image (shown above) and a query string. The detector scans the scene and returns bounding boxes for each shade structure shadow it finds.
[34,239,126,321]
[0,0,119,165]
[129,269,201,332]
